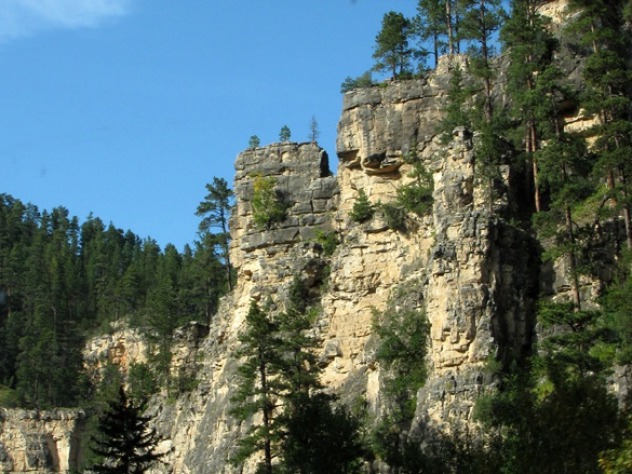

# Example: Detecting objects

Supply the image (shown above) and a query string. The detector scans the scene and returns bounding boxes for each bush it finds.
[397,162,434,216]
[315,230,340,257]
[380,203,407,232]
[340,71,374,93]
[252,175,288,229]
[349,189,375,223]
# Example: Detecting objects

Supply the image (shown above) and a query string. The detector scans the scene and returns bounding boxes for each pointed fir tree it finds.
[90,385,164,474]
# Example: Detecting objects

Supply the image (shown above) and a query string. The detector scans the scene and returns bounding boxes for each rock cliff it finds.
[0,63,541,474]
[140,56,540,472]
[0,2,599,471]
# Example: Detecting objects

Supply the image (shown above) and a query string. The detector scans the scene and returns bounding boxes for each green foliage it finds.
[340,71,374,93]
[0,192,229,407]
[373,11,414,78]
[600,417,632,474]
[280,393,364,474]
[380,203,408,232]
[440,64,472,138]
[460,0,504,122]
[601,276,632,364]
[397,160,434,217]
[230,301,284,472]
[374,306,429,420]
[279,125,291,142]
[314,230,339,257]
[0,384,18,407]
[349,189,375,223]
[127,362,158,404]
[249,135,261,149]
[414,0,448,67]
[196,176,234,291]
[251,175,288,229]
[231,279,364,472]
[472,299,623,474]
[90,385,164,473]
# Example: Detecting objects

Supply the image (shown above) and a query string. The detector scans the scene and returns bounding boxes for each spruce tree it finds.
[90,385,164,474]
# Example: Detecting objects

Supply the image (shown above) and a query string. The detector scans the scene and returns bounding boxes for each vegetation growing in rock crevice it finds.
[251,175,289,230]
[349,189,375,224]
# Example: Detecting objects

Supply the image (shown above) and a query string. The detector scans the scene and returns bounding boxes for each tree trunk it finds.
[446,0,455,56]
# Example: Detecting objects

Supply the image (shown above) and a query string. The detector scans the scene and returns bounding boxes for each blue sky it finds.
[0,0,418,250]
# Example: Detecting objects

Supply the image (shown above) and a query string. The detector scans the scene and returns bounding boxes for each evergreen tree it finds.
[231,301,284,474]
[196,176,234,290]
[415,0,446,68]
[567,0,632,250]
[373,12,414,78]
[90,385,164,474]
[279,125,292,143]
[349,189,375,223]
[280,393,364,474]
[249,135,261,149]
[501,0,558,213]
[440,63,471,137]
[458,0,503,123]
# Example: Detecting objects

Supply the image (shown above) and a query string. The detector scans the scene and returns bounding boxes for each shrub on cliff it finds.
[349,189,375,223]
[251,175,288,229]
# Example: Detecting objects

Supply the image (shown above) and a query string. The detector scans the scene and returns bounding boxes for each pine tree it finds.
[279,125,292,143]
[458,0,503,123]
[230,301,284,474]
[349,189,375,223]
[277,277,364,474]
[196,176,234,290]
[90,385,164,474]
[501,0,558,213]
[373,12,414,78]
[415,0,446,68]
[567,0,632,250]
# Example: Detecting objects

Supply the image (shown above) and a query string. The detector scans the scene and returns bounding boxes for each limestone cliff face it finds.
[0,71,548,474]
[0,3,581,470]
[0,409,84,474]
[142,58,540,472]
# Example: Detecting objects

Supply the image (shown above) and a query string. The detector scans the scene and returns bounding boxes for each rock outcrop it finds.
[0,3,593,471]
[0,409,84,474]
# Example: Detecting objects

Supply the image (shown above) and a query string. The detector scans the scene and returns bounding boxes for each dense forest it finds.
[0,177,233,409]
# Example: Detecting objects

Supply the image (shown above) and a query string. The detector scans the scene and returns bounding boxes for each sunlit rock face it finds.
[0,408,84,474]
[0,3,591,471]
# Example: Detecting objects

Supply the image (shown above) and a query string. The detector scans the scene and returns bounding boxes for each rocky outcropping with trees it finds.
[1,0,632,472]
